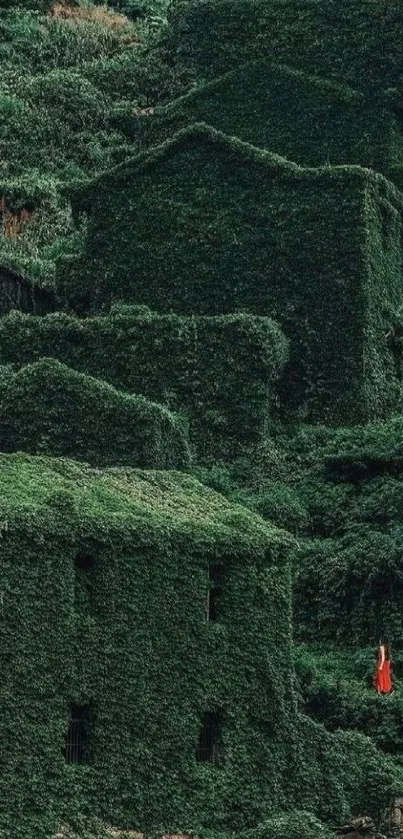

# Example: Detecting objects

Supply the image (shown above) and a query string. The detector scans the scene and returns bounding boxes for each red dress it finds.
[375,658,393,693]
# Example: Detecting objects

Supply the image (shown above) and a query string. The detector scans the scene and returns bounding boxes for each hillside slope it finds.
[1,1,403,838]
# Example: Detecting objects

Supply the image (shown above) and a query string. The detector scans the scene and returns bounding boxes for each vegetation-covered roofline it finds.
[154,58,364,114]
[0,259,57,295]
[0,260,35,287]
[0,453,294,555]
[65,123,403,213]
[13,356,180,418]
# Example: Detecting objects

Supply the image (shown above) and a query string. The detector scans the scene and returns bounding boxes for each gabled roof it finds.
[0,358,190,469]
[66,123,403,216]
[153,58,364,116]
[164,0,403,93]
[65,123,301,212]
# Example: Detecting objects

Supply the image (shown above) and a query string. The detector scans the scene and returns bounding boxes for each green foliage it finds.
[59,124,403,424]
[0,452,297,836]
[1,0,403,834]
[0,54,133,179]
[80,48,146,100]
[220,421,403,652]
[289,711,403,822]
[103,0,170,21]
[230,484,309,535]
[24,69,107,131]
[0,0,51,8]
[0,452,400,836]
[0,7,134,74]
[165,0,403,92]
[294,517,403,642]
[0,357,190,468]
[294,643,403,757]
[239,810,334,839]
[0,306,288,460]
[0,173,79,289]
[319,418,403,481]
[0,66,130,178]
[0,3,148,283]
[295,479,357,536]
[272,419,403,485]
[0,0,194,288]
[269,422,403,644]
[138,58,402,181]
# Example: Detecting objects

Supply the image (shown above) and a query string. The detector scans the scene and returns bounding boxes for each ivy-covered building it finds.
[2,0,403,836]
[58,125,403,424]
[0,453,297,834]
[0,307,288,459]
[131,58,403,182]
[164,0,403,93]
[1,453,399,838]
[0,357,190,468]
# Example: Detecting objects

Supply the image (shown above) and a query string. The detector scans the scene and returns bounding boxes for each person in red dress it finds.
[374,637,393,695]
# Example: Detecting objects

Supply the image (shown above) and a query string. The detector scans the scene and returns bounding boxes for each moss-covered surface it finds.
[2,0,403,835]
[0,0,173,288]
[0,452,296,836]
[58,124,403,424]
[135,59,403,182]
[2,452,403,838]
[165,0,403,92]
[0,357,189,468]
[0,306,288,459]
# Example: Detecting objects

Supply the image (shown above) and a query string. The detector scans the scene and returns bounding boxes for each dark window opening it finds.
[207,564,224,621]
[64,703,93,764]
[196,711,222,764]
[74,554,95,571]
[74,554,95,610]
[387,328,403,384]
[379,199,397,251]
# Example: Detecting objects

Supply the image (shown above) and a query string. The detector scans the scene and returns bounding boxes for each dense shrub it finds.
[80,48,144,99]
[239,810,334,839]
[0,66,131,177]
[0,8,134,73]
[0,5,142,224]
[23,69,108,131]
[0,174,79,289]
[242,810,334,839]
[294,643,403,755]
[102,0,169,20]
[293,524,403,644]
[230,483,309,535]
[0,4,160,283]
[0,0,51,8]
